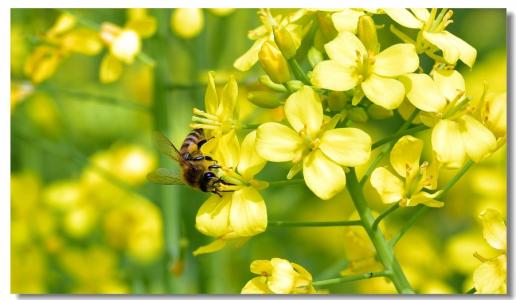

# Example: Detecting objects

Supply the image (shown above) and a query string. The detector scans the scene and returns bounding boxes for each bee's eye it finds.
[203,172,216,179]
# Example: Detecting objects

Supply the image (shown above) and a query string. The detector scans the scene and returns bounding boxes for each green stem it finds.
[239,123,261,130]
[372,124,428,150]
[347,168,414,294]
[312,271,391,287]
[372,203,399,231]
[268,220,362,227]
[466,287,476,294]
[288,58,311,85]
[390,160,475,247]
[360,109,419,185]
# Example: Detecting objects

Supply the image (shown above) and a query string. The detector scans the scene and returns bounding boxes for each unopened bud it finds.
[259,75,288,93]
[348,107,368,123]
[327,91,349,112]
[357,15,379,53]
[286,80,304,93]
[258,41,291,84]
[171,8,204,39]
[367,104,393,120]
[273,26,298,59]
[308,47,323,68]
[248,91,287,109]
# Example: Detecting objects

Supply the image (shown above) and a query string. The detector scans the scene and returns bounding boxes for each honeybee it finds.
[148,129,228,196]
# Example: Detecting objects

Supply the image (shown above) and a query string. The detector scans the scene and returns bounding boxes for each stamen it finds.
[191,116,221,126]
[192,108,219,121]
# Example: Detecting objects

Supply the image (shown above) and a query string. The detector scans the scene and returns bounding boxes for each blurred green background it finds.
[11,8,506,294]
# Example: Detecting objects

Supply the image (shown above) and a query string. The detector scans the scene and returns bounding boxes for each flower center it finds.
[355,50,375,82]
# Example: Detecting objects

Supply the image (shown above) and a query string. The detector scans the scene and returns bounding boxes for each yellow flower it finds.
[255,86,371,200]
[311,31,419,109]
[480,92,506,140]
[400,68,497,168]
[171,8,204,39]
[191,72,239,149]
[371,135,443,207]
[24,13,102,83]
[473,209,506,294]
[385,8,476,67]
[99,9,156,83]
[194,130,268,255]
[234,9,311,71]
[241,258,316,294]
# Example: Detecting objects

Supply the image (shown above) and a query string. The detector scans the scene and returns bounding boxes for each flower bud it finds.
[357,15,379,53]
[367,104,393,120]
[259,75,288,93]
[258,41,291,84]
[308,47,323,68]
[348,107,368,123]
[327,91,349,111]
[273,26,298,59]
[286,80,303,93]
[247,91,286,109]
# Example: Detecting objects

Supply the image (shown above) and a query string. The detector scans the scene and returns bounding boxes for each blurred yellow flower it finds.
[234,9,311,71]
[256,86,371,200]
[480,92,507,141]
[241,258,316,294]
[311,31,419,109]
[401,69,497,168]
[385,8,476,67]
[171,8,204,39]
[24,13,102,84]
[100,9,156,83]
[194,130,267,255]
[104,195,164,264]
[473,208,506,294]
[371,135,442,207]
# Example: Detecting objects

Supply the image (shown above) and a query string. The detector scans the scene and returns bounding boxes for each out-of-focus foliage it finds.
[11,8,506,294]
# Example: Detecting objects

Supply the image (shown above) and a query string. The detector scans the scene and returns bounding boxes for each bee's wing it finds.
[154,132,182,162]
[147,168,185,185]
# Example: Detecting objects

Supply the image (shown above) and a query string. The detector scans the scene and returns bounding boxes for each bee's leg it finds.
[208,164,221,170]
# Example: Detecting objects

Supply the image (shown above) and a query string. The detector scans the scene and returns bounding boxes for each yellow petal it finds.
[62,28,103,56]
[361,74,405,110]
[311,60,359,91]
[483,93,507,137]
[479,209,506,251]
[195,194,231,237]
[268,258,296,294]
[431,119,465,169]
[331,9,363,33]
[100,54,123,84]
[473,255,507,294]
[409,8,430,21]
[204,71,218,115]
[125,15,157,38]
[214,131,240,169]
[216,75,238,119]
[390,135,423,178]
[250,260,273,275]
[370,167,404,204]
[230,187,267,237]
[374,43,419,77]
[432,69,465,102]
[193,239,227,256]
[399,73,447,113]
[171,8,204,39]
[284,86,323,137]
[406,192,444,208]
[48,13,77,36]
[319,128,371,166]
[423,32,456,64]
[110,29,141,64]
[384,9,423,29]
[458,115,497,163]
[324,31,366,67]
[24,46,61,84]
[237,131,266,180]
[443,31,477,67]
[256,123,303,162]
[241,277,271,294]
[234,38,266,71]
[303,150,346,200]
